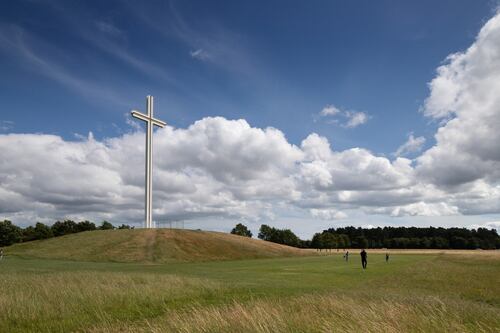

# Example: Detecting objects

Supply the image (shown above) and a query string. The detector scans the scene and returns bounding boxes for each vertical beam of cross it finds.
[131,96,166,228]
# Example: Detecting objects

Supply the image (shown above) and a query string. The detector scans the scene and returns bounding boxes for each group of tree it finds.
[230,223,253,237]
[0,220,133,247]
[230,224,500,250]
[315,226,500,250]
[257,224,306,248]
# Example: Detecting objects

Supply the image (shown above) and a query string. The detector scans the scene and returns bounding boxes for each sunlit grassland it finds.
[0,253,499,332]
[6,229,308,263]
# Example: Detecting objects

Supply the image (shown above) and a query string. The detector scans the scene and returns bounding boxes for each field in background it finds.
[1,249,499,332]
[314,248,500,256]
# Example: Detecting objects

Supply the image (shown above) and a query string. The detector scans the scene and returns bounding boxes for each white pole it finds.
[131,96,165,229]
[146,96,153,228]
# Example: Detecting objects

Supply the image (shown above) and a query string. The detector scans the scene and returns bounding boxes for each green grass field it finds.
[1,231,499,332]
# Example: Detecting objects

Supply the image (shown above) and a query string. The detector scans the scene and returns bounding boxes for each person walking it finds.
[385,252,389,263]
[360,249,367,269]
[345,250,349,262]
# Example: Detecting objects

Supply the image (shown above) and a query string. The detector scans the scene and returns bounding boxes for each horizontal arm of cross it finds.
[131,110,167,128]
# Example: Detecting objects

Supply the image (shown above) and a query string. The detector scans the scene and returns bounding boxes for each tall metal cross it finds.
[131,95,166,228]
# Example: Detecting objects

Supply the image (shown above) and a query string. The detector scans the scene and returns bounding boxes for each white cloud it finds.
[417,11,500,187]
[389,202,459,217]
[0,114,498,228]
[469,221,500,232]
[320,105,341,116]
[310,208,347,220]
[394,133,426,157]
[317,105,369,128]
[0,118,303,225]
[343,111,369,128]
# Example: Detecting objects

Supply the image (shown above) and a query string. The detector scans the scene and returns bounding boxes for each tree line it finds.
[2,220,499,250]
[231,224,500,250]
[0,220,133,247]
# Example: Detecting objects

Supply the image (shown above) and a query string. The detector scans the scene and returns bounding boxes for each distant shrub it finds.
[51,220,78,237]
[99,221,115,230]
[258,224,300,247]
[0,220,23,246]
[230,223,252,237]
[76,221,96,232]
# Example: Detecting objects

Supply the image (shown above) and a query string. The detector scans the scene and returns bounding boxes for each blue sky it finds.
[1,1,500,236]
[0,0,493,151]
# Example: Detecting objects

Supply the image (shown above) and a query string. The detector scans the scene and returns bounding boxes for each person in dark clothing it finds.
[345,251,349,262]
[360,249,367,269]
[385,253,389,263]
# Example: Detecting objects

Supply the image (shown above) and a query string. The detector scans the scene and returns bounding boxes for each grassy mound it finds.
[6,229,309,263]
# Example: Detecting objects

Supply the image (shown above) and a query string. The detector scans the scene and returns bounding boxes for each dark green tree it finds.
[0,220,23,246]
[76,221,96,232]
[353,236,369,248]
[258,224,274,241]
[258,224,301,247]
[22,226,37,242]
[279,229,300,247]
[99,221,115,230]
[34,222,53,239]
[311,233,324,250]
[230,223,252,237]
[22,223,54,241]
[51,220,78,237]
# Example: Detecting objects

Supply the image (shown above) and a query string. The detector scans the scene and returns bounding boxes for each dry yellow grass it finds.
[6,229,311,263]
[89,292,500,333]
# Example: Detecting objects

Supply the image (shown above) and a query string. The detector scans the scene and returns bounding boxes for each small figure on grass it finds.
[386,252,389,263]
[344,250,349,262]
[360,249,367,269]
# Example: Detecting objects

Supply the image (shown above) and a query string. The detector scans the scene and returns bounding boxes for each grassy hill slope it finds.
[6,229,309,263]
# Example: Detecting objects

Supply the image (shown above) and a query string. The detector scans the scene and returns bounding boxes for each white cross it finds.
[131,95,166,229]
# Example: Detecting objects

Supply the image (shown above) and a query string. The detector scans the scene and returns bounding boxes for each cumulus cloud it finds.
[394,133,426,157]
[0,113,498,227]
[0,118,415,226]
[417,12,500,187]
[317,105,369,128]
[0,117,303,225]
